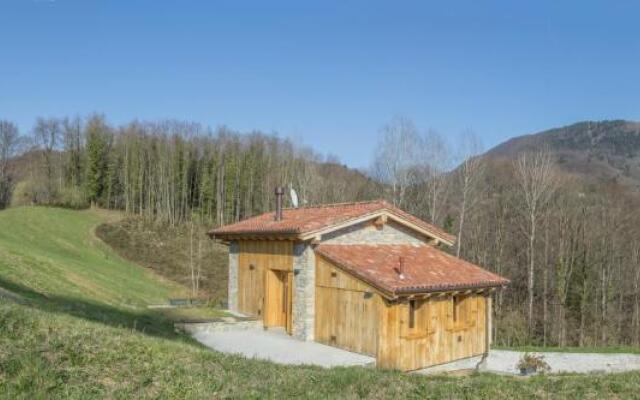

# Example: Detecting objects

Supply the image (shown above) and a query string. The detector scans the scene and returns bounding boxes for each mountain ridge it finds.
[484,120,640,190]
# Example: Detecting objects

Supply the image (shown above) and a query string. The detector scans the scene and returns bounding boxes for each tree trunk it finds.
[528,212,536,337]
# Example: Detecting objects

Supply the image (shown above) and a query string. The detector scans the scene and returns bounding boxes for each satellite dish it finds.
[290,187,299,208]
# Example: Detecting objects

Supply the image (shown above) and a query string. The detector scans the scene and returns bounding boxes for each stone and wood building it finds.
[208,191,508,371]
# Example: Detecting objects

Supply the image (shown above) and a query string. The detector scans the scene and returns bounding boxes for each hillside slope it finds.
[486,120,640,189]
[2,207,640,398]
[0,207,186,308]
[95,218,228,303]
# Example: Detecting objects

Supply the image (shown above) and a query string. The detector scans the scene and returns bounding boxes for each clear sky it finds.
[1,1,639,168]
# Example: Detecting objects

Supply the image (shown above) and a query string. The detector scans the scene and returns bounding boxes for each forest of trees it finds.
[1,114,640,349]
[0,115,378,225]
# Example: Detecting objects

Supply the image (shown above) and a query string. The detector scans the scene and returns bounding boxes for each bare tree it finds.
[62,117,83,188]
[421,129,450,224]
[514,149,557,334]
[33,118,62,199]
[0,120,21,207]
[632,239,640,345]
[189,218,197,297]
[455,131,485,257]
[372,117,421,208]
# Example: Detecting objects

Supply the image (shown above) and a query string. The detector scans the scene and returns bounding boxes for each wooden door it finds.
[238,260,263,317]
[264,269,293,334]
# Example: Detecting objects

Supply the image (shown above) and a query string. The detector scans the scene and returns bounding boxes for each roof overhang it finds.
[210,209,455,246]
[207,231,300,243]
[315,250,508,301]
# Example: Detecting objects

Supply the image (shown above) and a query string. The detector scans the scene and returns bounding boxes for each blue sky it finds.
[1,1,639,168]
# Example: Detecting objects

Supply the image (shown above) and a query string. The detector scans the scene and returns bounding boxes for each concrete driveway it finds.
[191,326,375,368]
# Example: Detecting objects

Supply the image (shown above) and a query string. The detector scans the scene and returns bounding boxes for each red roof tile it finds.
[315,244,509,297]
[208,200,455,243]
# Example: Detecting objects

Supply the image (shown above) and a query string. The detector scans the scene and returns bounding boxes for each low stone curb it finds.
[175,319,262,334]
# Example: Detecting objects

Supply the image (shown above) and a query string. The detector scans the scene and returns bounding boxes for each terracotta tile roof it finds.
[208,200,455,244]
[315,244,509,297]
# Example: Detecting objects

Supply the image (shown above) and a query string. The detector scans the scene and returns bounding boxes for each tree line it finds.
[372,117,640,348]
[2,114,640,348]
[0,115,378,225]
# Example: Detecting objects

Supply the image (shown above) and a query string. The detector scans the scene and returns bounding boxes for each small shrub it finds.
[10,180,89,209]
[55,187,90,210]
[10,180,40,207]
[516,353,550,375]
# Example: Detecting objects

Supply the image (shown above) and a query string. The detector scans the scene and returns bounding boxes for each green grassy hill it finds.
[1,207,640,398]
[0,207,186,306]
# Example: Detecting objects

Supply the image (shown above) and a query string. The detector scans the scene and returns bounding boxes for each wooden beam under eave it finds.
[374,214,388,228]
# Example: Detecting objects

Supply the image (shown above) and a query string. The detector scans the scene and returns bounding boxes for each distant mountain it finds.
[485,120,640,190]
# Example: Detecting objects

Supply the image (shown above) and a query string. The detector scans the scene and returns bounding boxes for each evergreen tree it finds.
[85,116,109,205]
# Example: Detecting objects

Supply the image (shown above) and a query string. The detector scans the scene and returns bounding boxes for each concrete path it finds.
[418,350,640,375]
[188,321,640,374]
[191,327,376,368]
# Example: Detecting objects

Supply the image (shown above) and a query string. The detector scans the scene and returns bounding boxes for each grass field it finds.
[2,207,640,398]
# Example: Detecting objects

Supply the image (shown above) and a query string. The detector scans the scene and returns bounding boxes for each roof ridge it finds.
[281,198,387,211]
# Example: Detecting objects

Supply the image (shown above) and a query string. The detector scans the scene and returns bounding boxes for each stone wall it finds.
[227,241,239,313]
[292,242,315,341]
[321,220,427,245]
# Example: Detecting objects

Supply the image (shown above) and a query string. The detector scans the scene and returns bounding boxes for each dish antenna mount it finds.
[289,186,299,208]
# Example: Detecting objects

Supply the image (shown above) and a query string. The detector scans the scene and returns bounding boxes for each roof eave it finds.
[207,231,301,242]
[393,281,509,297]
[315,246,510,300]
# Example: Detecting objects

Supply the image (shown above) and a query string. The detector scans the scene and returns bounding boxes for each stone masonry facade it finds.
[292,242,316,341]
[227,241,239,313]
[321,220,427,245]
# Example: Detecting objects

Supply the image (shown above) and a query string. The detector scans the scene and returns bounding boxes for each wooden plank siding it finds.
[377,294,487,370]
[316,252,489,371]
[237,241,293,324]
[315,255,381,356]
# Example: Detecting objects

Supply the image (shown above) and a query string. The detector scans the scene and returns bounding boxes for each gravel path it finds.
[418,350,640,375]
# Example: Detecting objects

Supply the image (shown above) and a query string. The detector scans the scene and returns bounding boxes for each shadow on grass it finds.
[0,276,186,341]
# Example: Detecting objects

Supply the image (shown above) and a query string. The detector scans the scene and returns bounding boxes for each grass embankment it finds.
[2,207,640,398]
[0,207,190,337]
[95,217,228,303]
